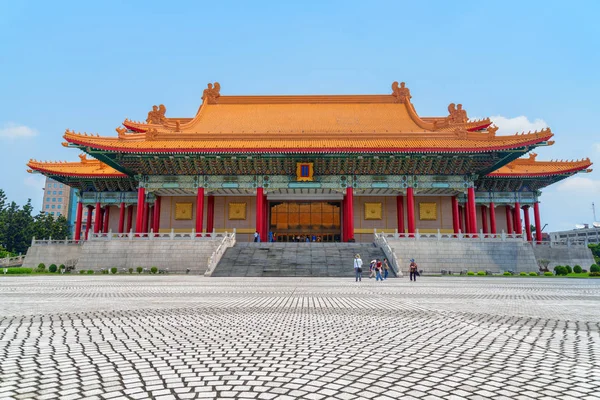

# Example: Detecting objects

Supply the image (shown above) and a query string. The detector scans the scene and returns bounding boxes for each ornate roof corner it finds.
[486,125,498,137]
[547,140,555,145]
[146,104,167,124]
[116,126,128,138]
[26,169,33,173]
[79,154,89,164]
[202,82,221,104]
[61,142,69,147]
[391,81,411,104]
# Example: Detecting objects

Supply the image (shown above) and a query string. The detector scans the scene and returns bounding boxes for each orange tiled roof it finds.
[64,128,553,154]
[488,153,592,177]
[27,155,127,178]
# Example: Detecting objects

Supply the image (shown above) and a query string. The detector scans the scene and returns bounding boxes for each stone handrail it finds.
[0,255,26,267]
[204,231,237,276]
[378,229,526,242]
[373,232,401,277]
[87,229,229,241]
[30,237,83,246]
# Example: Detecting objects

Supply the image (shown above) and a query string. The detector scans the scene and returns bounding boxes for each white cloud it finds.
[555,176,600,195]
[0,122,38,139]
[490,115,548,135]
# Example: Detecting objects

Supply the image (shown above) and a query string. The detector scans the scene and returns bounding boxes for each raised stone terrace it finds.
[0,276,599,399]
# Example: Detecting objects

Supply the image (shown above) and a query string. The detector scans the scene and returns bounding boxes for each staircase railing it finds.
[373,231,402,277]
[0,255,26,267]
[204,230,237,276]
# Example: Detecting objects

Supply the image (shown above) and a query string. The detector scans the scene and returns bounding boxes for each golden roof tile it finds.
[27,156,127,178]
[488,153,592,177]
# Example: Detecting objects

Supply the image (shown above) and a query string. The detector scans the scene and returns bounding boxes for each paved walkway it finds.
[0,276,599,399]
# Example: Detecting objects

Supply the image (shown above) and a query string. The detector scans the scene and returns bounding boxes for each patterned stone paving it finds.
[0,276,599,399]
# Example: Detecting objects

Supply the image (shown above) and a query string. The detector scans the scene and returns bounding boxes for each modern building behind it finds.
[550,227,600,244]
[42,177,92,236]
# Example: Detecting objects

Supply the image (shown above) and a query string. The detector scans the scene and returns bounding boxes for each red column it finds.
[396,195,405,235]
[505,205,513,234]
[534,202,542,243]
[118,202,125,234]
[256,188,265,241]
[93,202,102,234]
[464,203,471,233]
[342,193,348,242]
[206,195,214,236]
[102,206,110,233]
[514,202,522,235]
[346,187,354,241]
[154,197,161,234]
[481,205,488,234]
[489,202,497,234]
[459,206,465,233]
[195,188,205,236]
[142,202,149,233]
[85,206,94,240]
[467,187,477,235]
[451,196,459,235]
[126,205,134,234]
[264,195,268,241]
[523,205,532,242]
[135,187,145,233]
[74,201,83,241]
[406,187,415,236]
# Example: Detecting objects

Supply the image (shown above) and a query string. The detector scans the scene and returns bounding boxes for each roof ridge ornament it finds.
[202,82,221,104]
[447,103,468,124]
[391,81,411,104]
[146,104,167,124]
[487,125,498,137]
[79,154,89,164]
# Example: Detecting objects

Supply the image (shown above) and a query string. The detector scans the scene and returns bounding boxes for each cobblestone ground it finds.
[1,276,599,400]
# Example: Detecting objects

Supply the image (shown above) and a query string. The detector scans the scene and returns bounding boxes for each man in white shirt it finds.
[354,254,363,282]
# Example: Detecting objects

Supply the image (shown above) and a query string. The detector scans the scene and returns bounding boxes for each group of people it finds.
[254,231,325,243]
[353,255,420,282]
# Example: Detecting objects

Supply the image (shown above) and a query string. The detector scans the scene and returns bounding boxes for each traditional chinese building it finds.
[27,82,592,244]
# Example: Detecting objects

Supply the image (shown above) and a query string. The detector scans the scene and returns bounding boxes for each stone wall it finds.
[532,246,595,270]
[387,239,538,274]
[22,244,83,268]
[24,240,221,274]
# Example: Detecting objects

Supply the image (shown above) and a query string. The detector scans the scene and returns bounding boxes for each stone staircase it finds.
[212,242,389,277]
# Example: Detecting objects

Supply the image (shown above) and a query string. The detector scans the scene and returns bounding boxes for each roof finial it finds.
[391,81,411,104]
[202,82,221,104]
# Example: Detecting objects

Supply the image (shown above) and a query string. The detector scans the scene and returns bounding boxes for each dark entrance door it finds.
[268,201,341,242]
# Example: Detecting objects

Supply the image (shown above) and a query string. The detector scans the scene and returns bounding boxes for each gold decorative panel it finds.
[419,202,437,221]
[296,162,314,182]
[228,202,247,220]
[364,202,382,220]
[175,202,193,220]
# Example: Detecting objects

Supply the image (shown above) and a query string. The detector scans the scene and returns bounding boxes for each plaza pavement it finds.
[0,276,599,400]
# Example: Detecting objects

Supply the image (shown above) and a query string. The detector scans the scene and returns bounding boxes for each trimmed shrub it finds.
[110,267,117,275]
[128,268,133,274]
[87,270,94,274]
[48,264,58,273]
[519,272,527,276]
[565,265,572,274]
[529,272,538,276]
[555,266,568,276]
[79,270,86,274]
[590,272,600,277]
[477,271,486,276]
[590,264,600,273]
[5,267,33,274]
[503,271,512,276]
[59,264,65,270]
[136,267,143,274]
[150,266,158,274]
[544,271,553,276]
[467,271,475,276]
[37,263,46,272]
[573,265,582,273]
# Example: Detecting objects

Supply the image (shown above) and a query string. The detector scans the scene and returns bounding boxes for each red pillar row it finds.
[514,202,522,235]
[523,205,532,242]
[195,188,205,236]
[481,205,488,234]
[256,187,265,242]
[467,187,477,235]
[396,195,405,235]
[142,201,149,233]
[342,193,348,242]
[464,203,471,234]
[534,202,543,243]
[74,201,83,241]
[207,196,215,235]
[135,187,145,234]
[152,197,161,234]
[451,196,460,235]
[102,206,110,234]
[346,187,354,241]
[406,187,415,236]
[505,205,513,234]
[93,201,102,234]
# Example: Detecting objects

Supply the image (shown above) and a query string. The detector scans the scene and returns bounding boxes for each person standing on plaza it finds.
[254,231,259,242]
[375,259,384,282]
[409,259,418,282]
[354,254,363,282]
[383,258,390,280]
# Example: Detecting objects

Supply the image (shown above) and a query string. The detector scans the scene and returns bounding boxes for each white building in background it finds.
[550,226,600,244]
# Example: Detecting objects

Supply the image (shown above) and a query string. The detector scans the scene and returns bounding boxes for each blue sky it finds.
[1,0,599,231]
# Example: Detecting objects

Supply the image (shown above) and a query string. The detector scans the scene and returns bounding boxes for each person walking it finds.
[354,254,363,282]
[375,259,384,282]
[383,258,390,280]
[409,259,418,282]
[369,260,376,279]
